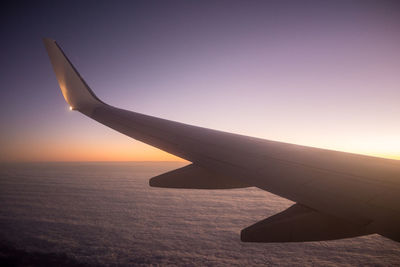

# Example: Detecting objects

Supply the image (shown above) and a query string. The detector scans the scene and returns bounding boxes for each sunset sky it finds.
[1,0,400,162]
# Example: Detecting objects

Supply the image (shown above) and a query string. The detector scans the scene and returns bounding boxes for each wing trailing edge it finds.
[241,204,373,242]
[150,164,249,189]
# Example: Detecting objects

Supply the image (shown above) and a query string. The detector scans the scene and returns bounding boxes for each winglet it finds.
[43,38,105,113]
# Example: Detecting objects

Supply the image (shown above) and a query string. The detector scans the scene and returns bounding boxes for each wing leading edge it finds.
[43,38,400,243]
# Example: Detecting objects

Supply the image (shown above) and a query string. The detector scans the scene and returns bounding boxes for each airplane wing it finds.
[43,38,400,243]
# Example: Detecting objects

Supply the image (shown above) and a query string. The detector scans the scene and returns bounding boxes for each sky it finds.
[1,0,400,162]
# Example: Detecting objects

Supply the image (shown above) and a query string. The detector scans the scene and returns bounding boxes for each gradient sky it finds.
[1,0,400,162]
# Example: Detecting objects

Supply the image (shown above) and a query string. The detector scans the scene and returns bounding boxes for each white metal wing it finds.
[43,38,400,243]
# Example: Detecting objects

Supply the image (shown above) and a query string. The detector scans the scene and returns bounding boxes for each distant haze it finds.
[1,162,399,265]
[1,1,400,161]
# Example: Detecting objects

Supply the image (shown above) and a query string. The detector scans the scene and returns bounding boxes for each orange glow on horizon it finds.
[1,123,399,163]
[0,137,186,163]
[1,137,399,163]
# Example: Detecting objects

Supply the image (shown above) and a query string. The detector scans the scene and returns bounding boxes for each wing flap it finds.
[150,164,249,189]
[241,203,372,242]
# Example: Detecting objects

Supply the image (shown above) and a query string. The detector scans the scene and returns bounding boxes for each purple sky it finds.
[1,0,400,161]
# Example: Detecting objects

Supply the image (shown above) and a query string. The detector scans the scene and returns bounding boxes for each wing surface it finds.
[43,38,400,242]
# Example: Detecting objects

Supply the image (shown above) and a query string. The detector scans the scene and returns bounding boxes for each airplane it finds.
[43,38,400,243]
